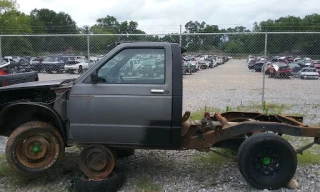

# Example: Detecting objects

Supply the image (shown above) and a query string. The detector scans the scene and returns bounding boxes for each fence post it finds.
[179,25,182,46]
[262,32,268,110]
[87,35,90,61]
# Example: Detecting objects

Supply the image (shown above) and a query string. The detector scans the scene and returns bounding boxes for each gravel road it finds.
[0,59,320,192]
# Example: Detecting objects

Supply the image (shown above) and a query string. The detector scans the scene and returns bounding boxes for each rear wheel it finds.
[237,132,297,190]
[5,121,65,176]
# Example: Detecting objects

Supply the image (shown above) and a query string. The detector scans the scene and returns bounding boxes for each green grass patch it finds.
[297,149,320,165]
[281,135,320,165]
[189,102,295,121]
[193,149,234,168]
[134,177,162,192]
[189,106,222,121]
[310,122,320,127]
[0,155,30,185]
[233,102,291,114]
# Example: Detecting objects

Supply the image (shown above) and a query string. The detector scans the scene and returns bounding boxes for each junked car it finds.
[267,63,292,78]
[185,57,199,71]
[288,63,301,77]
[298,67,319,80]
[64,59,92,74]
[313,63,320,76]
[42,55,77,74]
[29,57,45,72]
[183,61,196,74]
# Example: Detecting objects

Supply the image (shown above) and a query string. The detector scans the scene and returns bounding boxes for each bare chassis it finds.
[180,111,320,153]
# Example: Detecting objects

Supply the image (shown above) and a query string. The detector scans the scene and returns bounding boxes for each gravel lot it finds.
[0,59,320,192]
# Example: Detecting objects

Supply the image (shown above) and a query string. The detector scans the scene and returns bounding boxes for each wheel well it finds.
[0,103,66,141]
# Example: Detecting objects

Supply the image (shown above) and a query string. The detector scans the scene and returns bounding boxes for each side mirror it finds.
[91,71,100,83]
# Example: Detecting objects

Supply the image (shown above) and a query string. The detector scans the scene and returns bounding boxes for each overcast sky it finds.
[17,0,320,34]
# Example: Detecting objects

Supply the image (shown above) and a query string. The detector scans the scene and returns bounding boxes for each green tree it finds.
[223,40,245,54]
[3,36,34,56]
[30,8,78,34]
[0,0,18,14]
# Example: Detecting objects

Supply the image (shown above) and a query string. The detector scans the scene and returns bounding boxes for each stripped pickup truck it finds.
[0,42,319,191]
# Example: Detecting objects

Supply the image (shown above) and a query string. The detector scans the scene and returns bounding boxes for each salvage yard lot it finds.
[0,59,320,191]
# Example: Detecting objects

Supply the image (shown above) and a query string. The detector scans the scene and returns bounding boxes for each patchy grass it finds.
[229,102,292,114]
[297,149,320,166]
[193,149,234,168]
[134,176,163,192]
[189,102,296,120]
[0,155,30,186]
[281,135,320,166]
[311,122,320,127]
[189,106,222,121]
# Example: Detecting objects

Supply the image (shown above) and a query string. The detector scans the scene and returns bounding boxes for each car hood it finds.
[0,79,73,91]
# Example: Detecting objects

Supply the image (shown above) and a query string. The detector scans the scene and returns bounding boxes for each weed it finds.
[0,155,30,185]
[297,149,320,165]
[189,106,222,121]
[281,135,320,165]
[231,101,291,114]
[193,149,233,168]
[134,176,162,192]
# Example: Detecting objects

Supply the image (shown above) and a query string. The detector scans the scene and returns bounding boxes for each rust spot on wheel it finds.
[79,145,115,179]
[15,132,60,169]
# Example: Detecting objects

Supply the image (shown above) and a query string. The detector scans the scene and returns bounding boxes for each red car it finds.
[313,63,320,76]
[267,63,292,78]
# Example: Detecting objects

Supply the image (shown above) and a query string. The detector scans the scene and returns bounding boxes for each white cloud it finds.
[17,0,320,34]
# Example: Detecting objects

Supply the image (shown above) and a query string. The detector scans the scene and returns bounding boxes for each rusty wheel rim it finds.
[79,145,115,179]
[15,132,59,169]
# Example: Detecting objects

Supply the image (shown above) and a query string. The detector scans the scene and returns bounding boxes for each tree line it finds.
[1,0,319,56]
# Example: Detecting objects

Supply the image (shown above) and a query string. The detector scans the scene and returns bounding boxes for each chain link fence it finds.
[0,32,319,125]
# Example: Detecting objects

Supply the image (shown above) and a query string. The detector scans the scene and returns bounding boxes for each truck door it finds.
[68,45,173,147]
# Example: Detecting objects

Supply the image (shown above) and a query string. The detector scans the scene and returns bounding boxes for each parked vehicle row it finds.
[247,55,320,80]
[2,55,100,74]
[182,54,231,75]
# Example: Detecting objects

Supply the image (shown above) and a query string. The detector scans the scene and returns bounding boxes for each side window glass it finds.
[96,48,165,84]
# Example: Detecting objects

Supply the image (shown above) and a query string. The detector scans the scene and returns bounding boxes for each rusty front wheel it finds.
[5,121,65,176]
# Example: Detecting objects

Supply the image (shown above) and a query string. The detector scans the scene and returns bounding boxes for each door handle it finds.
[151,89,164,94]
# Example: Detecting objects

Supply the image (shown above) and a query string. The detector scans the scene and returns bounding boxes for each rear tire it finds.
[237,132,297,190]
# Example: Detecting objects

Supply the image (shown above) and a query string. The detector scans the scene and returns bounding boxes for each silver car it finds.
[299,67,319,80]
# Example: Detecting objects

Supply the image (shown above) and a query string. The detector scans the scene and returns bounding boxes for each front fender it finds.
[0,102,67,142]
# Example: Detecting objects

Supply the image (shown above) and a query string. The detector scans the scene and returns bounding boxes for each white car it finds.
[211,59,218,67]
[217,57,223,65]
[299,67,319,80]
[64,59,92,73]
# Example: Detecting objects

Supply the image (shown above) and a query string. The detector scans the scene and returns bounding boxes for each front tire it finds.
[78,65,83,73]
[237,132,297,190]
[5,121,65,176]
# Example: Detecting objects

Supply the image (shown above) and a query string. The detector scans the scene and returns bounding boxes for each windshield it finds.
[75,59,88,63]
[44,56,58,62]
[303,69,316,72]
